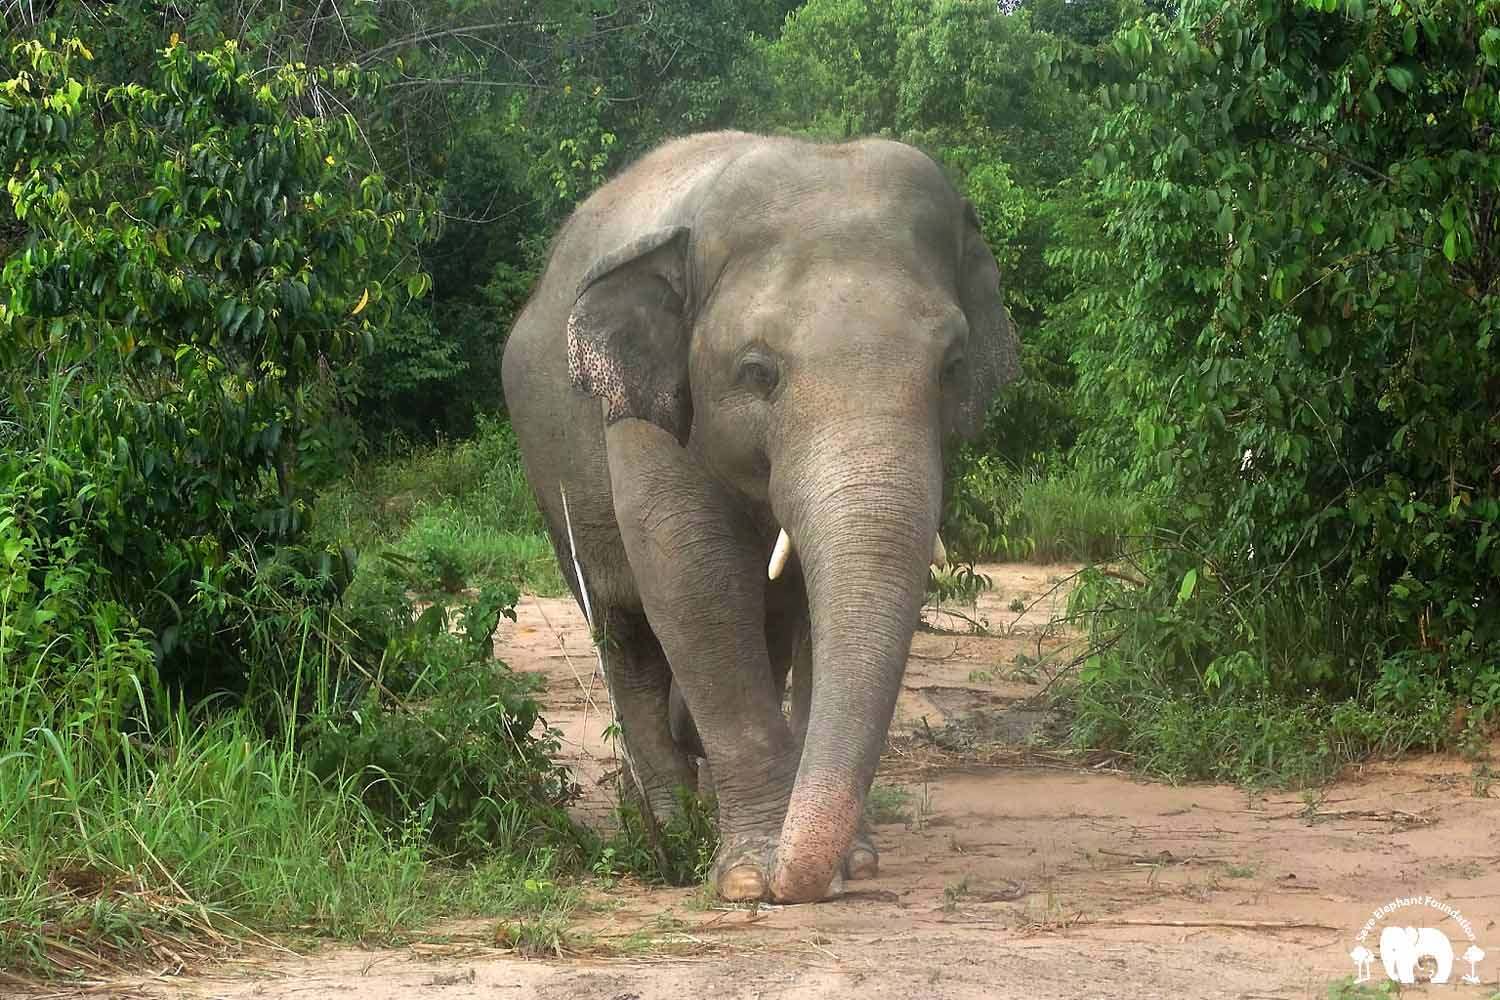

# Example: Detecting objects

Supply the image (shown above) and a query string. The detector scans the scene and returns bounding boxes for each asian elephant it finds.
[499,130,1019,903]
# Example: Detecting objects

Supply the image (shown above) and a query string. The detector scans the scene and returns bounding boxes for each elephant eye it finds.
[736,354,780,396]
[942,354,966,382]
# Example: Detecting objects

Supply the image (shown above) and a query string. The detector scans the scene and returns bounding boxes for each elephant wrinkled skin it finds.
[500,130,1020,903]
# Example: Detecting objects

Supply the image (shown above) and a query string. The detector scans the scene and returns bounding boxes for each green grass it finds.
[314,415,566,598]
[0,410,596,982]
[1062,565,1466,789]
[1009,465,1150,563]
[0,700,434,976]
[0,632,594,977]
[863,784,914,825]
[944,457,1151,565]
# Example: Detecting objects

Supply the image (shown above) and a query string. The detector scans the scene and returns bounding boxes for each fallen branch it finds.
[1080,918,1339,931]
[1294,808,1436,825]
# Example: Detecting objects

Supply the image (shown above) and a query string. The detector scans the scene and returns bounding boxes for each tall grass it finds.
[1062,550,1463,788]
[0,397,591,979]
[315,416,565,597]
[944,456,1151,564]
[0,635,431,975]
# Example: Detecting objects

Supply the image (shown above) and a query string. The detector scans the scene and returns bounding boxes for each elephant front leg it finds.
[607,425,801,901]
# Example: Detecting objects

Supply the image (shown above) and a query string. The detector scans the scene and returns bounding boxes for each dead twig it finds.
[1080,917,1339,931]
[910,640,962,661]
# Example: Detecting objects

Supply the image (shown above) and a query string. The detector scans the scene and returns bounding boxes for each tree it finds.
[1049,0,1500,748]
[1,35,435,692]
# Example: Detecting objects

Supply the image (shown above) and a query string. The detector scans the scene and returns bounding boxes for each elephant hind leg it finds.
[597,612,700,820]
[668,678,705,761]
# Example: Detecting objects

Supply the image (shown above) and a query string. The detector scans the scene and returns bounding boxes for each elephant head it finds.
[564,138,1020,901]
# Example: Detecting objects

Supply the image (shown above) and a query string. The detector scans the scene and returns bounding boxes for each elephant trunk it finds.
[767,419,941,902]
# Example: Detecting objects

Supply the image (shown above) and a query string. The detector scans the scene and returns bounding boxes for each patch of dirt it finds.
[86,563,1500,999]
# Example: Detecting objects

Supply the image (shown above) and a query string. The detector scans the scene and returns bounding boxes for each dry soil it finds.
[50,564,1500,1000]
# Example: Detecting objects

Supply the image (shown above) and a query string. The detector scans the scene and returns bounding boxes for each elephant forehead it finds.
[715,259,964,342]
[699,195,957,274]
[693,146,961,272]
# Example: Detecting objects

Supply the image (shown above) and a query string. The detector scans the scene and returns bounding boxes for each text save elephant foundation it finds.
[501,130,1020,903]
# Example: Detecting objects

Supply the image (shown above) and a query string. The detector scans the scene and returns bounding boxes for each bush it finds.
[593,787,720,888]
[1046,0,1500,777]
[297,584,587,859]
[0,36,582,977]
[0,36,436,697]
[942,456,1150,563]
[314,416,565,599]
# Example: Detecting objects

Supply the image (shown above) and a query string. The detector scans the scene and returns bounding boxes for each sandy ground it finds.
[45,564,1500,1000]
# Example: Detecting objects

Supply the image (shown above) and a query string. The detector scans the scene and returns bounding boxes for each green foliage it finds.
[0,681,433,974]
[863,783,915,825]
[595,787,720,888]
[298,584,587,859]
[1047,0,1500,766]
[1,35,435,693]
[313,416,565,597]
[943,456,1149,563]
[0,34,582,978]
[927,560,994,605]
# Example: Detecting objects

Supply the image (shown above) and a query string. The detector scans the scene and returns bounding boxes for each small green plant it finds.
[927,562,993,605]
[1010,653,1041,684]
[496,909,575,958]
[297,584,586,859]
[1324,976,1399,999]
[942,877,971,912]
[597,787,720,887]
[864,784,914,825]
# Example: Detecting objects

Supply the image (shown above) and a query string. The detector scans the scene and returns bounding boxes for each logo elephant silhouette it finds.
[1379,925,1455,984]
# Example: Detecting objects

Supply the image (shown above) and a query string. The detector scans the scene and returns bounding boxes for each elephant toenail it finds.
[717,865,768,901]
[845,847,879,880]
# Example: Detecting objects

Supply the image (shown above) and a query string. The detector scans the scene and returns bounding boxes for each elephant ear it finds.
[953,200,1022,440]
[566,226,694,445]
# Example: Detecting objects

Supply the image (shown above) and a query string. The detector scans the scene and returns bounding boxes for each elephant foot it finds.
[713,835,851,902]
[712,835,776,902]
[845,835,879,880]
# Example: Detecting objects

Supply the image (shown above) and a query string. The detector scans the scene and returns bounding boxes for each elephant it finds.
[499,130,1019,903]
[1379,925,1455,983]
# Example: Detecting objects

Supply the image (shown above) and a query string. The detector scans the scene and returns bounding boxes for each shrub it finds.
[296,584,588,860]
[942,456,1150,563]
[0,36,436,697]
[1046,0,1500,775]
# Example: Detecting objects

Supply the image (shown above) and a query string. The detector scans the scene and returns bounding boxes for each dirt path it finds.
[102,565,1500,999]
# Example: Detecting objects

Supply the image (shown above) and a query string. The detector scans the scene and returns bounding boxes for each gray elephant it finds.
[500,130,1019,903]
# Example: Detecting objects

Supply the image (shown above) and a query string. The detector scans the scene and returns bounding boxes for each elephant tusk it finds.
[770,529,942,578]
[768,528,793,580]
